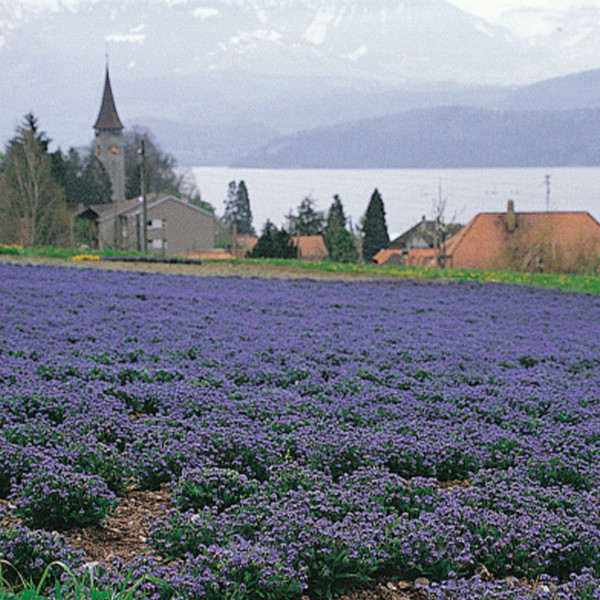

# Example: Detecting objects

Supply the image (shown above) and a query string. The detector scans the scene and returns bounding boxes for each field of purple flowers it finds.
[1,261,600,600]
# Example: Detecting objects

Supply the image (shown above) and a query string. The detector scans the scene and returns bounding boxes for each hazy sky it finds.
[14,0,599,20]
[447,0,596,21]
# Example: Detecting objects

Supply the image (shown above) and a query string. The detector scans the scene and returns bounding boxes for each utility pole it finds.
[140,137,148,254]
[545,174,551,212]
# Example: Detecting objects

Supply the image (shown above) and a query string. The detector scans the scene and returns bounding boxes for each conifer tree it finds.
[326,194,347,230]
[323,194,358,263]
[222,180,255,236]
[362,188,389,262]
[286,196,324,236]
[0,114,70,246]
[248,220,296,259]
[54,148,112,207]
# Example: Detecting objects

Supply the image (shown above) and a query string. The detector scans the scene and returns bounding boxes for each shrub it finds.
[0,523,83,587]
[173,467,259,512]
[0,440,32,499]
[71,442,131,495]
[11,463,116,530]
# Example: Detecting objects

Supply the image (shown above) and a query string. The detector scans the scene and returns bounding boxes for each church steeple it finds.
[93,65,126,203]
[94,67,124,131]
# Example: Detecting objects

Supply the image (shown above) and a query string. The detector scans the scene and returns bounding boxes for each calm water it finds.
[188,166,600,238]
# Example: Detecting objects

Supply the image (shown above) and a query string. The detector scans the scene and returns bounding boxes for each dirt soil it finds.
[1,485,432,599]
[0,255,391,281]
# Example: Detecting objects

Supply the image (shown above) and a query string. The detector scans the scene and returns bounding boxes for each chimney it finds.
[505,199,516,233]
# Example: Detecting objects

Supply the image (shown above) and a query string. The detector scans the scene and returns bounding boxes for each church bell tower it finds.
[94,66,126,203]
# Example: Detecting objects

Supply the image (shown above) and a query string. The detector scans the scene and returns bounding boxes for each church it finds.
[77,67,216,255]
[93,67,126,204]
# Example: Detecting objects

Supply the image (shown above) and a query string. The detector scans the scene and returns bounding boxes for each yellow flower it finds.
[71,254,100,261]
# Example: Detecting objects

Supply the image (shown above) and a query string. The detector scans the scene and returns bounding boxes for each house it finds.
[445,201,600,272]
[292,235,329,260]
[374,247,437,267]
[389,216,463,250]
[374,217,462,266]
[76,194,216,255]
[375,202,600,272]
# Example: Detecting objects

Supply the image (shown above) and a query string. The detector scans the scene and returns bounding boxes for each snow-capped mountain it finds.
[2,0,600,162]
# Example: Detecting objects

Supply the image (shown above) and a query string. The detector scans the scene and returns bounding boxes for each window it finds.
[151,239,164,250]
[119,216,128,238]
[148,219,166,230]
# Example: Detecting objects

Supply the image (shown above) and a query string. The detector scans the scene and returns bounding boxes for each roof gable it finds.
[292,235,329,259]
[91,195,214,224]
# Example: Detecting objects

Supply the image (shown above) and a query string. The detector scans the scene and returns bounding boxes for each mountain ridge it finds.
[231,105,600,169]
[2,0,600,167]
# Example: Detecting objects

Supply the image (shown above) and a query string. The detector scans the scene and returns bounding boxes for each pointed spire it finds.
[94,67,124,131]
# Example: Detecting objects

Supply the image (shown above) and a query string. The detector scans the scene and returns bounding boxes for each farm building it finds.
[76,194,216,255]
[375,201,600,272]
[446,201,600,272]
[389,216,463,250]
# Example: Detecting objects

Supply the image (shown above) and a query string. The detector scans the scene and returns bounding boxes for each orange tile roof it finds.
[292,235,329,260]
[445,209,600,271]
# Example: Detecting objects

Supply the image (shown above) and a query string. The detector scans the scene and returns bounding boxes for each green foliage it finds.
[0,114,71,247]
[123,126,182,199]
[362,188,389,262]
[173,467,259,512]
[286,196,325,236]
[0,528,83,588]
[148,509,219,560]
[54,148,112,207]
[324,226,358,263]
[248,221,297,259]
[0,245,22,255]
[188,195,215,214]
[323,195,358,263]
[221,180,255,236]
[0,560,167,600]
[326,194,347,230]
[13,466,116,530]
[72,443,131,496]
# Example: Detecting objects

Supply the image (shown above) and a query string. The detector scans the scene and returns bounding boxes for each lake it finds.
[187,166,600,238]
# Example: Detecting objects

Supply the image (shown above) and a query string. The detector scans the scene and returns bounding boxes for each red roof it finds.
[445,208,600,271]
[292,235,329,260]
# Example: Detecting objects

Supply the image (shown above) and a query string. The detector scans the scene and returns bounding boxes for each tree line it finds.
[1,113,392,262]
[221,181,390,263]
[0,114,191,247]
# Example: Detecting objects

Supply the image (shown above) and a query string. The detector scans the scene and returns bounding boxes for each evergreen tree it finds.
[362,188,389,262]
[0,114,70,247]
[323,194,358,263]
[286,196,325,236]
[54,148,112,207]
[248,220,296,259]
[222,180,256,236]
[326,194,346,229]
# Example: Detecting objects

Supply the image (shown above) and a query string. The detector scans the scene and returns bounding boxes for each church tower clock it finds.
[94,67,126,203]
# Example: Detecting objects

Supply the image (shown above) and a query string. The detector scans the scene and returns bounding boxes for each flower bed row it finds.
[0,262,599,599]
